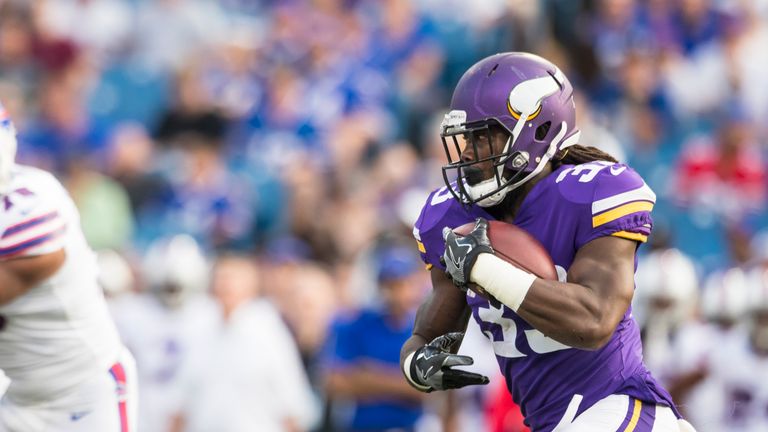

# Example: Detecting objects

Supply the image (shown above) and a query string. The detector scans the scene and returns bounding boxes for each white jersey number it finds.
[555,161,623,184]
[476,265,571,358]
[430,184,455,206]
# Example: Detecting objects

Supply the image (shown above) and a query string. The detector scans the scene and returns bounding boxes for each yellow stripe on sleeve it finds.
[611,231,649,243]
[623,398,642,432]
[592,201,654,227]
[425,263,433,271]
[417,241,426,253]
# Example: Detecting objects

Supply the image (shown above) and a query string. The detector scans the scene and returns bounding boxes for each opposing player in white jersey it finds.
[110,234,214,432]
[0,101,137,431]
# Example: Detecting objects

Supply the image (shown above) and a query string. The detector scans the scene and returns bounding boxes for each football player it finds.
[0,101,136,431]
[663,268,750,430]
[687,267,768,432]
[399,53,695,431]
[110,234,213,432]
[633,246,698,379]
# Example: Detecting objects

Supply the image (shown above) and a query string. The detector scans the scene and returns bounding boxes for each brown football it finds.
[453,220,558,280]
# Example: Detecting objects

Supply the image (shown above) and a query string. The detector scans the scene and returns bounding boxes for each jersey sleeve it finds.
[413,189,445,271]
[0,181,67,260]
[576,163,656,249]
[412,186,479,271]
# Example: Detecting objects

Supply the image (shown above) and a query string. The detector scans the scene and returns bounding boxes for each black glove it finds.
[404,332,490,392]
[442,218,494,289]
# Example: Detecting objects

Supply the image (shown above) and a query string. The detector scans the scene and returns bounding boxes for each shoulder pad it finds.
[0,166,68,259]
[553,161,654,206]
[413,185,487,269]
[555,162,655,247]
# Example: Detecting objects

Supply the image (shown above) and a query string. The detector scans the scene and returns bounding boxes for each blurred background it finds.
[2,0,768,431]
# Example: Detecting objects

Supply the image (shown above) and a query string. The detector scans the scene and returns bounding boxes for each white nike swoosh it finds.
[424,365,436,379]
[450,250,463,268]
[610,166,626,176]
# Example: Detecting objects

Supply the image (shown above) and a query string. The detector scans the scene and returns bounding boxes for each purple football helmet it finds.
[441,52,581,207]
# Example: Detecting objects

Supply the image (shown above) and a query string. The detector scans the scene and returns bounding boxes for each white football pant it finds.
[0,348,137,432]
[553,394,697,432]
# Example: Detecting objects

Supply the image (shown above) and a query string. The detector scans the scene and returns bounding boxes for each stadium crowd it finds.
[1,0,768,431]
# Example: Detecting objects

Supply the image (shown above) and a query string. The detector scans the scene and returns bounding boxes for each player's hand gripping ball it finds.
[444,217,558,297]
[441,218,494,288]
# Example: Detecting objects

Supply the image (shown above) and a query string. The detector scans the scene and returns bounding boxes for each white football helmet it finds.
[634,248,698,328]
[0,101,18,193]
[745,266,768,353]
[700,267,750,323]
[96,249,135,297]
[143,234,209,308]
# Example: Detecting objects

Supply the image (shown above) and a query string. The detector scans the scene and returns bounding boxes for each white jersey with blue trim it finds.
[0,164,122,403]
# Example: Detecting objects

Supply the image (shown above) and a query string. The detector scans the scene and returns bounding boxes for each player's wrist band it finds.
[402,350,432,392]
[470,253,536,311]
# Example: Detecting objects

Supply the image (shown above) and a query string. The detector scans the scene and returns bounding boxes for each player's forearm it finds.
[470,238,635,350]
[0,250,65,305]
[469,254,612,349]
[0,271,27,305]
[400,334,429,368]
[515,279,615,350]
[401,270,471,367]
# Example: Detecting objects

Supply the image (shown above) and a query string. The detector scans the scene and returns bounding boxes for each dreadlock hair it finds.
[552,145,619,169]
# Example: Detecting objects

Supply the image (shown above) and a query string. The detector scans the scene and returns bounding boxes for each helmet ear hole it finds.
[535,121,551,140]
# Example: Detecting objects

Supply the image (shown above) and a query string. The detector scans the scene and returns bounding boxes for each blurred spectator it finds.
[66,162,134,250]
[200,25,264,120]
[673,115,766,221]
[0,3,37,91]
[392,43,446,153]
[134,0,228,72]
[366,144,423,226]
[664,8,768,123]
[155,64,228,147]
[170,254,317,432]
[589,0,649,76]
[279,261,339,385]
[323,246,426,432]
[105,123,173,218]
[574,90,626,162]
[670,0,723,55]
[35,0,133,61]
[151,131,266,251]
[19,70,109,172]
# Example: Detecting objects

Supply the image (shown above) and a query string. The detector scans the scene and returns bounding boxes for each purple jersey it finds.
[413,161,679,431]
